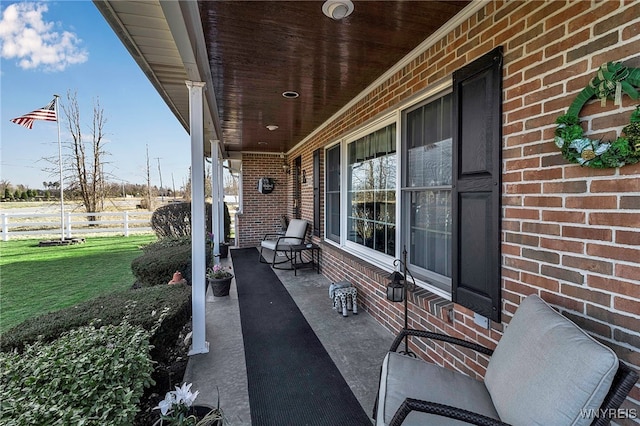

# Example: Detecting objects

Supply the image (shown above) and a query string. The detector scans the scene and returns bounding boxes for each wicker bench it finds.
[374,294,638,426]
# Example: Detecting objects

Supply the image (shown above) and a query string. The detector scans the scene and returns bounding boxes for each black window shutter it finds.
[452,46,503,323]
[313,149,320,237]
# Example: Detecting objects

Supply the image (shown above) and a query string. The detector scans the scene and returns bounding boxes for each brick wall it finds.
[237,153,290,247]
[238,1,640,418]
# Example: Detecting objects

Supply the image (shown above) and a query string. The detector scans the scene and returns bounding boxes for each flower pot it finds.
[208,276,233,297]
[219,244,229,259]
[191,405,223,425]
[152,405,222,426]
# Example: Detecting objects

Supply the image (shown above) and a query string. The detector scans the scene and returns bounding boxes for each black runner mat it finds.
[231,247,372,425]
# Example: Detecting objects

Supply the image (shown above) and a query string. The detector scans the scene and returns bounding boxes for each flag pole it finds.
[54,94,64,241]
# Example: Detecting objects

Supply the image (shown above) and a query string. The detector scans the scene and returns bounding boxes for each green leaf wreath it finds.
[555,61,640,168]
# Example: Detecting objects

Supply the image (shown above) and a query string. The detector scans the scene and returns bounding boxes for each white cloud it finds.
[0,2,87,72]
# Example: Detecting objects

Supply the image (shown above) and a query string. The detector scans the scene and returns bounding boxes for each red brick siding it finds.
[237,153,290,248]
[238,1,640,416]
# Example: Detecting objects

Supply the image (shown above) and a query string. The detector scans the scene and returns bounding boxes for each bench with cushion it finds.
[375,294,638,426]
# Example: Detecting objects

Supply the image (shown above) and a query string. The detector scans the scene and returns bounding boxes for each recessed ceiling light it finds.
[266,125,279,131]
[322,0,354,20]
[282,91,299,99]
[257,141,268,145]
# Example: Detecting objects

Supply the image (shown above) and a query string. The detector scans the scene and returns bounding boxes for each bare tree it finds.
[61,91,109,217]
[223,168,239,196]
[141,144,154,210]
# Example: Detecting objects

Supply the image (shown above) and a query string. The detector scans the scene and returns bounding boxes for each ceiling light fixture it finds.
[282,90,299,99]
[266,125,279,131]
[322,0,354,20]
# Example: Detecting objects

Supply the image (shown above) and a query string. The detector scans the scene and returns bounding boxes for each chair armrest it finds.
[390,328,494,356]
[390,398,510,426]
[372,328,494,421]
[261,233,284,241]
[275,236,304,245]
[591,361,639,426]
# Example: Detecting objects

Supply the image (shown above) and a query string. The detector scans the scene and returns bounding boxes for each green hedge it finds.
[132,239,211,288]
[141,236,191,252]
[0,284,191,363]
[131,243,193,287]
[0,322,154,425]
[150,202,213,239]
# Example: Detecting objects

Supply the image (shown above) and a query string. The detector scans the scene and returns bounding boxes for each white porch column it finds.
[217,149,225,245]
[187,80,209,355]
[211,139,221,263]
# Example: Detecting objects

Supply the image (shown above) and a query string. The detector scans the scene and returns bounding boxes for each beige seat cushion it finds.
[484,294,618,426]
[376,352,499,426]
[260,219,307,251]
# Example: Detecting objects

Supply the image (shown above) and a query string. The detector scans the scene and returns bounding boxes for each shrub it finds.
[151,202,212,239]
[223,202,231,242]
[0,322,154,425]
[0,284,191,363]
[132,238,212,288]
[141,235,191,252]
[131,243,193,287]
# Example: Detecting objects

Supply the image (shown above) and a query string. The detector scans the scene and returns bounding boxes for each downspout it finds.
[187,80,209,355]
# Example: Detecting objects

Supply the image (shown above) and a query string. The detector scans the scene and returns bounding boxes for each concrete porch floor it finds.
[183,247,394,425]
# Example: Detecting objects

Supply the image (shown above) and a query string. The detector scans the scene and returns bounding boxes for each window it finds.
[403,93,453,291]
[313,149,320,236]
[326,144,341,243]
[347,124,396,256]
[321,48,502,318]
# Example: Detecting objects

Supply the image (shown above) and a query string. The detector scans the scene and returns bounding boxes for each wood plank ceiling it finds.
[96,0,471,156]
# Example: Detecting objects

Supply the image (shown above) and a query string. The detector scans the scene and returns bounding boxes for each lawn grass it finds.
[0,235,157,334]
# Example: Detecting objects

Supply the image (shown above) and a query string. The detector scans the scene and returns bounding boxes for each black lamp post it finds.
[386,246,416,356]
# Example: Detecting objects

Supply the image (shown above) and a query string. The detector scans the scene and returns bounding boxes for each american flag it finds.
[10,98,57,129]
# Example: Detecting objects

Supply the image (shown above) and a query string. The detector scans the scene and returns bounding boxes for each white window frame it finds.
[323,80,453,299]
[325,141,341,244]
[401,90,453,294]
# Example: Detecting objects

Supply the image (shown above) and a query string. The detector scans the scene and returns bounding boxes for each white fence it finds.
[1,211,154,241]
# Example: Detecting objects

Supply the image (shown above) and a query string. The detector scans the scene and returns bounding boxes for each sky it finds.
[0,0,192,190]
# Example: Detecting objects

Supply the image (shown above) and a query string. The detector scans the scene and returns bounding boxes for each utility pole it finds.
[145,144,152,210]
[155,157,164,202]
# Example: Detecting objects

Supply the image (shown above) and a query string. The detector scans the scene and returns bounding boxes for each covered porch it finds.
[95,0,640,422]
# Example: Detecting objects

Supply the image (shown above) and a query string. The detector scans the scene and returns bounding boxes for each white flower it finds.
[153,382,200,421]
[174,382,199,407]
[154,391,177,416]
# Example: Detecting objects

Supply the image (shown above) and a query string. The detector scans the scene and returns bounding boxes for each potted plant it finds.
[206,264,234,297]
[217,203,233,258]
[207,232,229,259]
[153,383,224,425]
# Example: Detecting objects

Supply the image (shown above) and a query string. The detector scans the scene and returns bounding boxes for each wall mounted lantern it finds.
[280,153,290,174]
